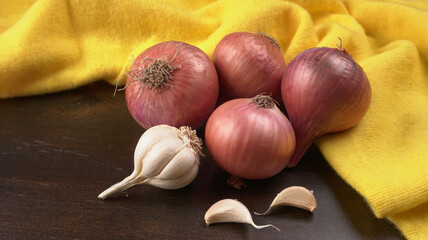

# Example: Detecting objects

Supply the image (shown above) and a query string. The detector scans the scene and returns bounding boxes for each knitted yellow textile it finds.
[1,0,427,239]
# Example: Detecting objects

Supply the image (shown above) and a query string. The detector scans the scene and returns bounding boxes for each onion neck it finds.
[286,139,314,168]
[251,94,277,109]
[129,44,182,91]
[336,37,350,56]
[257,31,281,51]
[286,126,319,168]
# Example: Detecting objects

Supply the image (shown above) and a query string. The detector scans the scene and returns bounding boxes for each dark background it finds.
[0,82,404,239]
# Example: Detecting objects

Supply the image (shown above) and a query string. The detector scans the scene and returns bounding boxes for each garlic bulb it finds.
[98,125,203,199]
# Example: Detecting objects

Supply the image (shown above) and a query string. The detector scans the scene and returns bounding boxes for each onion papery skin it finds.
[213,32,286,103]
[281,47,372,167]
[125,41,219,130]
[205,97,295,180]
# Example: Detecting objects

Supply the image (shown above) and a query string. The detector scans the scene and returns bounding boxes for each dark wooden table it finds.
[0,82,405,240]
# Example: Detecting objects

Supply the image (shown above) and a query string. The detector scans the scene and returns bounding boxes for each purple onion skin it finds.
[281,47,372,167]
[125,41,219,130]
[205,96,295,180]
[213,32,286,104]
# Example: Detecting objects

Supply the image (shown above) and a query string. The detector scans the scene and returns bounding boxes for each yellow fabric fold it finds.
[1,0,427,239]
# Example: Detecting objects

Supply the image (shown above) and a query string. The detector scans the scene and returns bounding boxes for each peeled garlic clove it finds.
[204,199,279,231]
[98,125,203,200]
[255,186,317,215]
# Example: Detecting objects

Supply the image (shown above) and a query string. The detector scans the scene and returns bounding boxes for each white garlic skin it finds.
[98,125,202,199]
[254,186,317,215]
[204,199,280,231]
[146,163,199,189]
[205,199,253,225]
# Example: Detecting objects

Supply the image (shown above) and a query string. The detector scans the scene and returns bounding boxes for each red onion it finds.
[213,32,286,103]
[281,46,372,167]
[205,94,295,184]
[124,41,219,130]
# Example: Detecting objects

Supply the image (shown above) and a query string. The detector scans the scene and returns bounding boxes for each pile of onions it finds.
[205,94,295,184]
[124,41,219,130]
[281,46,372,167]
[213,32,286,103]
[119,35,372,188]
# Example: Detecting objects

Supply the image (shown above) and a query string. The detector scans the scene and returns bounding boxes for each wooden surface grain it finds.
[0,82,404,240]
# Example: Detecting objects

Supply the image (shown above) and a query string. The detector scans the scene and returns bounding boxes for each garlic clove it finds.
[128,125,178,182]
[204,199,279,231]
[133,125,177,162]
[140,137,184,178]
[146,163,199,189]
[255,186,317,215]
[154,147,199,180]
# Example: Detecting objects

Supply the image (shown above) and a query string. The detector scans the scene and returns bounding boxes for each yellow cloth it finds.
[1,0,427,238]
